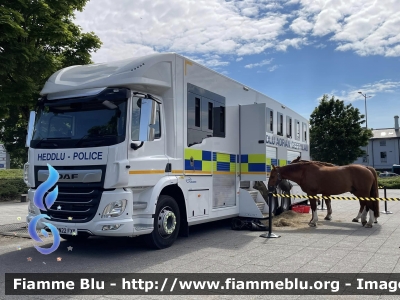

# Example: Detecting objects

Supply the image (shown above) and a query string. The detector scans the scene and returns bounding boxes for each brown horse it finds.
[267,162,379,228]
[289,156,378,225]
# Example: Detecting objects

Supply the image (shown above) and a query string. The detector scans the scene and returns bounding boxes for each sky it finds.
[74,0,400,130]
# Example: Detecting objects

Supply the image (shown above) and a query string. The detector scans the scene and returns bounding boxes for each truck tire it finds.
[267,196,278,216]
[281,195,291,212]
[145,195,180,249]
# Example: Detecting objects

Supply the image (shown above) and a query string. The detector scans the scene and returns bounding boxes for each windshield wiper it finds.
[34,137,72,148]
[75,135,115,147]
[35,138,59,148]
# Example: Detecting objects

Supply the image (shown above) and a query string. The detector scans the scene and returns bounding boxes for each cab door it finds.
[127,95,169,187]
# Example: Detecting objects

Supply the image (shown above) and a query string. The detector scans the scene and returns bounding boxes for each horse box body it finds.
[24,53,310,249]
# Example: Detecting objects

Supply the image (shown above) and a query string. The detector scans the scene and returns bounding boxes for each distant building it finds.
[354,116,400,171]
[0,144,10,169]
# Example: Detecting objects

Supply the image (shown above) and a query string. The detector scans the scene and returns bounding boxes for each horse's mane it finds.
[290,156,335,167]
[296,160,335,167]
[276,161,335,173]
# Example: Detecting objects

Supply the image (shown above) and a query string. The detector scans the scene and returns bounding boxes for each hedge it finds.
[0,169,28,201]
[378,177,400,189]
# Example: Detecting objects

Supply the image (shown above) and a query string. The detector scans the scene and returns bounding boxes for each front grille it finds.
[34,165,108,224]
[39,187,102,223]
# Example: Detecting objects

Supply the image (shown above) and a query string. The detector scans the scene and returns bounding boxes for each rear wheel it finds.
[267,195,278,216]
[144,195,180,249]
[275,187,291,215]
[281,194,291,212]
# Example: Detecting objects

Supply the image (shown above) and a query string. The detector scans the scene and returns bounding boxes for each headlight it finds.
[23,163,30,186]
[102,200,127,218]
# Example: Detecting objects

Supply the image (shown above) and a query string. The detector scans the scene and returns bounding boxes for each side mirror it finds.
[26,111,36,147]
[138,98,157,142]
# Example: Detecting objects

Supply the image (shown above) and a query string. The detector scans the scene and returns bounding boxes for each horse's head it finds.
[267,164,282,191]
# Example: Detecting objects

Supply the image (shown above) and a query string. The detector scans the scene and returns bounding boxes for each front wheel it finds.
[144,195,180,249]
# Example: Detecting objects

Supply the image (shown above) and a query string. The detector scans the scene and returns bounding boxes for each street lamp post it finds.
[358,91,372,165]
[358,91,371,128]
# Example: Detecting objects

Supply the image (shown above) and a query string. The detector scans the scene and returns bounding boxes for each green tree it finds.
[310,95,373,165]
[0,0,101,168]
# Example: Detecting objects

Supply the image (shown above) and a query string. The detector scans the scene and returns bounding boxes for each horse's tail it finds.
[366,166,380,218]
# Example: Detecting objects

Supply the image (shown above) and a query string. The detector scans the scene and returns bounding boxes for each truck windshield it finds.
[30,88,128,149]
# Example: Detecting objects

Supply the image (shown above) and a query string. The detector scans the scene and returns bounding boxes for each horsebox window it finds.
[213,106,226,137]
[380,140,386,146]
[208,102,213,130]
[302,122,307,142]
[187,83,225,146]
[195,97,201,127]
[266,108,273,133]
[277,112,283,136]
[286,116,292,138]
[295,120,300,140]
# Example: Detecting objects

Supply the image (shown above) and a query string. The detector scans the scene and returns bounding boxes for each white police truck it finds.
[25,53,310,249]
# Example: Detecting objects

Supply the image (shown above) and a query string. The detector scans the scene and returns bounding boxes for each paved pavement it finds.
[1,189,400,300]
[0,200,30,226]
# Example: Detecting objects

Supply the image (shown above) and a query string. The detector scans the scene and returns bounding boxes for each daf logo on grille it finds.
[59,174,78,180]
[57,205,61,210]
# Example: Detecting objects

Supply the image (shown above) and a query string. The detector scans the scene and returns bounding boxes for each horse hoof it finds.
[374,221,378,224]
[365,224,373,228]
[361,222,367,227]
[352,218,359,223]
[324,217,332,221]
[308,223,316,227]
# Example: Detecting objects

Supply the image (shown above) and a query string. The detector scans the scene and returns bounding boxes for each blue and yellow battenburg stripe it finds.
[184,149,236,175]
[184,148,212,174]
[184,149,292,176]
[240,154,266,174]
[213,152,236,175]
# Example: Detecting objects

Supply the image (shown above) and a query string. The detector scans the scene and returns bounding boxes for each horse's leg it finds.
[308,197,318,227]
[365,199,380,228]
[353,200,368,226]
[365,202,375,228]
[361,205,368,226]
[324,196,332,220]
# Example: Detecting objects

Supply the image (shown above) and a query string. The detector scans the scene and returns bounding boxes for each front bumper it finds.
[26,188,154,237]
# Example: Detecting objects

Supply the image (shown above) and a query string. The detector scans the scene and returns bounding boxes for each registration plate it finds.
[57,227,77,235]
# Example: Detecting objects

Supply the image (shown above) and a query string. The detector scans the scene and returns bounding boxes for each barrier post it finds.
[381,186,393,214]
[260,192,281,239]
